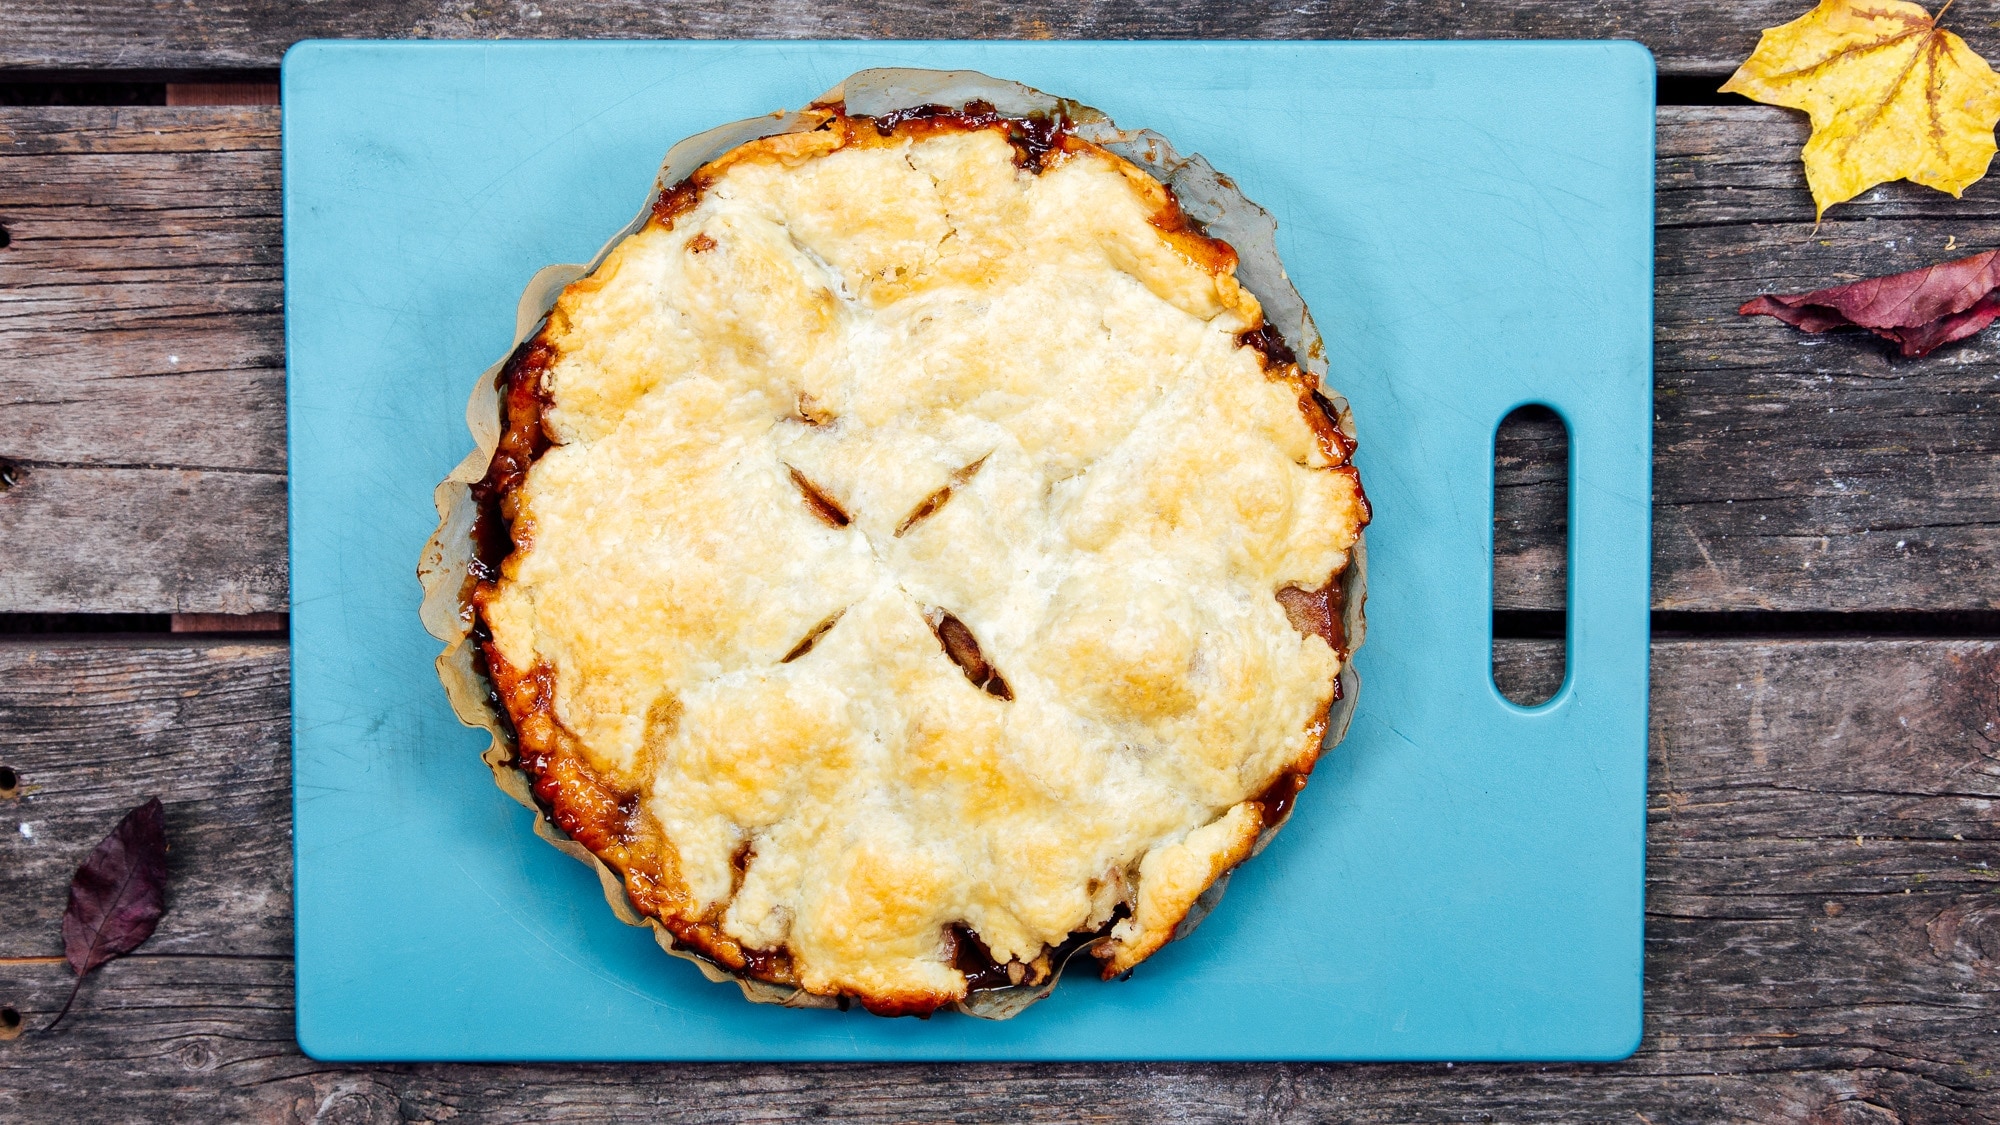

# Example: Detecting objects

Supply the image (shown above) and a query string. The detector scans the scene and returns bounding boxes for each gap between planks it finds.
[163,83,276,106]
[168,612,285,634]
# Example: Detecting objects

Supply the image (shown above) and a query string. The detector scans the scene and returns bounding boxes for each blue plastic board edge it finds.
[285,39,1654,1062]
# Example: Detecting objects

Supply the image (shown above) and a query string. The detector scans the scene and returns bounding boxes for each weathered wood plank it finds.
[0,638,1994,1120]
[1649,106,2000,613]
[6,105,2000,613]
[0,0,1784,78]
[0,106,285,613]
[0,466,285,614]
[1658,104,2000,226]
[0,106,282,471]
[0,639,290,957]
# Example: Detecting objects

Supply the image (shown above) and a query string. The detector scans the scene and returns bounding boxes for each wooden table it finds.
[3,4,1997,1121]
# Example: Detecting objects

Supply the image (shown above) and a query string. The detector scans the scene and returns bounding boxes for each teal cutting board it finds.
[284,40,1653,1061]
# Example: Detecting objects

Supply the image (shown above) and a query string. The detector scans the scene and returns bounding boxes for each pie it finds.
[436,77,1370,1018]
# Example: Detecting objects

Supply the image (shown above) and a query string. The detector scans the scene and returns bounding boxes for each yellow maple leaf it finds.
[1722,0,2000,218]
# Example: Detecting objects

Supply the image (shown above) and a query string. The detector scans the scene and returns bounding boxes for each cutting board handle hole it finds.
[1492,404,1568,706]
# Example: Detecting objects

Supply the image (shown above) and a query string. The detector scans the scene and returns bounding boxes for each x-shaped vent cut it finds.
[782,458,1013,699]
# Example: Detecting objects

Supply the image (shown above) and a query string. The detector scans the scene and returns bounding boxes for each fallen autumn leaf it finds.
[48,797,169,1030]
[1722,0,2000,218]
[1739,248,2000,356]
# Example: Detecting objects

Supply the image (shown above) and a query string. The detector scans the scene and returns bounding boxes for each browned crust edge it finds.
[464,104,1370,1017]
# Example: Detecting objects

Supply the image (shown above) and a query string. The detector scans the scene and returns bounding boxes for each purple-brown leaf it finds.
[1739,249,2000,358]
[49,797,168,1030]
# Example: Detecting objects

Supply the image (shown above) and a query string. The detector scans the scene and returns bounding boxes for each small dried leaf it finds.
[1721,0,2000,218]
[1739,248,2000,356]
[50,798,168,1029]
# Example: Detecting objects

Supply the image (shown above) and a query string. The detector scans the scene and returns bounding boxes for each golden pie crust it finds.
[427,75,1369,1018]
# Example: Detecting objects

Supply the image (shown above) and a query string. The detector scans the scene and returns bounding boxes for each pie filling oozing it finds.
[467,103,1371,1016]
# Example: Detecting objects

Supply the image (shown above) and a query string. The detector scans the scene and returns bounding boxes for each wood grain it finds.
[5,105,2000,614]
[0,106,284,472]
[0,637,1995,1121]
[0,106,285,614]
[0,0,1787,78]
[1647,106,2000,613]
[0,466,285,615]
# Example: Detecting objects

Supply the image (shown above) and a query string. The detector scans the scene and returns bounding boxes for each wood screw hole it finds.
[0,224,11,250]
[0,766,18,799]
[0,458,19,492]
[0,1007,20,1041]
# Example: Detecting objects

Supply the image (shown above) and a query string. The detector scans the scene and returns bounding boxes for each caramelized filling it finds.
[894,455,987,537]
[928,610,1014,701]
[780,608,847,663]
[650,178,703,228]
[872,100,1073,171]
[786,466,852,527]
[894,486,952,537]
[468,339,556,583]
[949,925,1020,993]
[1275,577,1349,660]
[1249,763,1311,828]
[1234,325,1297,369]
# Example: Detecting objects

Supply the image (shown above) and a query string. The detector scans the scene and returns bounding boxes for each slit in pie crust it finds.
[449,85,1369,1018]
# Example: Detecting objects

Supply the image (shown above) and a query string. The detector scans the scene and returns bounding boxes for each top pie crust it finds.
[469,104,1370,1016]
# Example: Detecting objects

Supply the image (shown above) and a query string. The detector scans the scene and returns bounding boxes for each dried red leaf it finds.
[1740,249,2000,358]
[49,797,168,1030]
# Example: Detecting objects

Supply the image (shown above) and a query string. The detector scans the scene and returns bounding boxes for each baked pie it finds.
[426,72,1370,1018]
